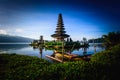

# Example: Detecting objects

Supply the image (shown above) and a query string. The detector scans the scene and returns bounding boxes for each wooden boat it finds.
[46,52,91,62]
[46,53,82,62]
[54,53,91,61]
[45,42,90,62]
[55,53,80,60]
[46,55,63,63]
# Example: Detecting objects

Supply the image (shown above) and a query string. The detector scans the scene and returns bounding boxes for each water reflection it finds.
[34,44,95,62]
[39,43,104,62]
[0,44,29,52]
[82,47,87,55]
[38,45,44,58]
[32,44,44,59]
[0,43,105,62]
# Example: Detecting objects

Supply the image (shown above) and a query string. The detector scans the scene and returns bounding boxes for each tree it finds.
[70,38,73,42]
[103,31,120,49]
[83,37,87,44]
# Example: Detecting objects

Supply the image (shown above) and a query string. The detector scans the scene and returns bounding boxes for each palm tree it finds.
[103,31,120,48]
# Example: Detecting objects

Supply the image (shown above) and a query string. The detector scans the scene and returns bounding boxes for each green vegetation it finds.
[1,44,120,80]
[44,41,63,47]
[44,41,87,53]
[103,31,120,49]
[1,31,120,80]
[44,41,88,50]
[0,54,50,80]
[30,39,89,50]
[91,44,120,64]
[88,38,104,43]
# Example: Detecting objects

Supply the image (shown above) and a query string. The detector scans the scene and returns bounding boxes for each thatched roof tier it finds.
[51,34,69,38]
[51,13,70,41]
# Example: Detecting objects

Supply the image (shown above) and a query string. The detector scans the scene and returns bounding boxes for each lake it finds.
[0,43,105,62]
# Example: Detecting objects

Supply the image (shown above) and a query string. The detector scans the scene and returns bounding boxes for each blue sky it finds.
[0,0,120,40]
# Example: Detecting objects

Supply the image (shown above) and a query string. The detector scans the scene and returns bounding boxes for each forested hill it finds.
[0,34,33,43]
[88,38,104,43]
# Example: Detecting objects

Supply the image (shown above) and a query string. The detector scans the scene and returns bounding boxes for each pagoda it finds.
[51,13,70,41]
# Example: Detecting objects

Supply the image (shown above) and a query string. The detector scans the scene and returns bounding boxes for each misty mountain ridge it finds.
[0,34,33,43]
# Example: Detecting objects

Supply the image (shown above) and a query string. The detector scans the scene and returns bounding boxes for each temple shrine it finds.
[51,13,70,41]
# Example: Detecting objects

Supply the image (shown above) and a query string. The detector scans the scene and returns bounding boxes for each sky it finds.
[0,0,120,40]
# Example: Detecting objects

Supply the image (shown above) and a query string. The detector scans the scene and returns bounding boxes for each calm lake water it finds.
[0,43,105,62]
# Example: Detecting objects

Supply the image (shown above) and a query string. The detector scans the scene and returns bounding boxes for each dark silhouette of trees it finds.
[83,37,87,43]
[69,38,73,42]
[103,31,120,48]
[88,38,104,43]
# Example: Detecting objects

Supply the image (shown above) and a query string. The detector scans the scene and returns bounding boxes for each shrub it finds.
[1,44,120,80]
[0,54,51,80]
[91,44,120,64]
[91,50,113,64]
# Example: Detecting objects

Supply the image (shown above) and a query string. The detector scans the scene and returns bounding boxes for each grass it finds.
[0,54,50,80]
[0,44,120,80]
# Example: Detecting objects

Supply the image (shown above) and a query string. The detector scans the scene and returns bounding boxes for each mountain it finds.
[0,34,33,43]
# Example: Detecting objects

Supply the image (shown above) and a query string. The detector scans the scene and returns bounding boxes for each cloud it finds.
[0,29,7,34]
[15,29,23,33]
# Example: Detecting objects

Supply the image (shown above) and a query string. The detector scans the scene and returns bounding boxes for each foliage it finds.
[1,44,120,80]
[91,44,120,64]
[0,54,50,80]
[44,41,81,47]
[110,44,120,63]
[44,41,83,51]
[88,38,104,43]
[91,50,113,64]
[103,31,120,49]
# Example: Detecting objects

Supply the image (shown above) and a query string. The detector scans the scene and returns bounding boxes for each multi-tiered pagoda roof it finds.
[51,13,70,41]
